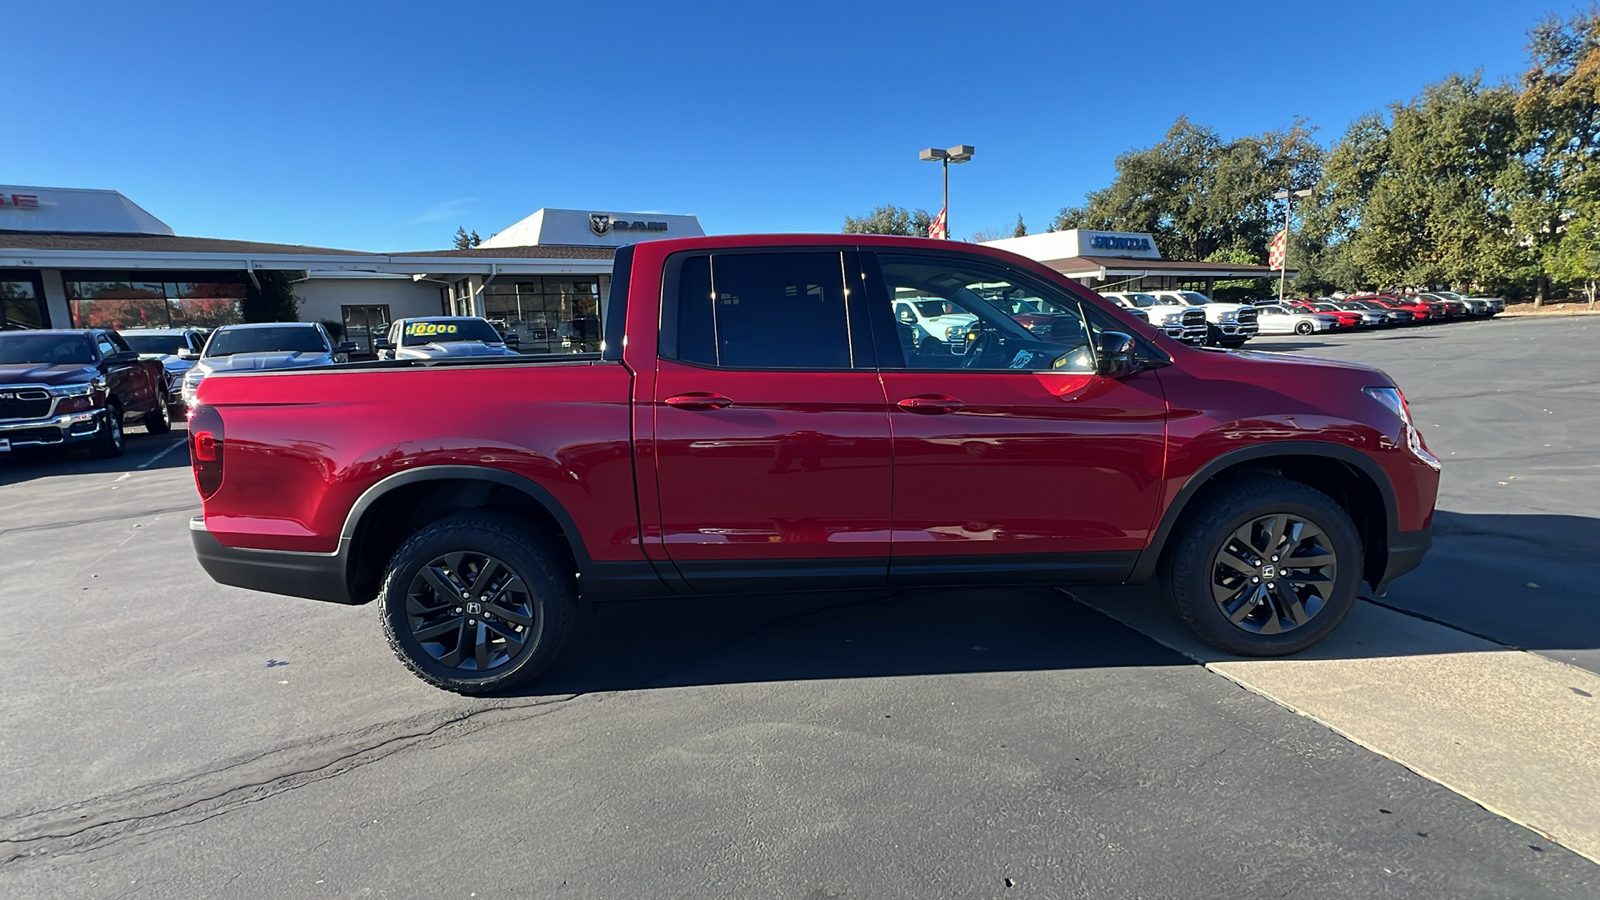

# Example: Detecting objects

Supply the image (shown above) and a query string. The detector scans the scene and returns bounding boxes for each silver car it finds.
[182,322,353,408]
[376,317,521,361]
[1253,304,1337,335]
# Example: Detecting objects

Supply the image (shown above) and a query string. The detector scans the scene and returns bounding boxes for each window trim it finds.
[0,269,50,330]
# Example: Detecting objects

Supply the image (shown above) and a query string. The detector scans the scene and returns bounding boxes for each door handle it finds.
[664,392,733,410]
[897,395,964,414]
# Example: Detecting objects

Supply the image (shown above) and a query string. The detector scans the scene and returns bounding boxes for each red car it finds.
[1290,301,1363,329]
[188,234,1441,693]
[1352,294,1438,322]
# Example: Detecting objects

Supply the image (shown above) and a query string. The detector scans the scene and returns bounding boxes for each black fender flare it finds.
[1128,441,1399,584]
[341,464,595,567]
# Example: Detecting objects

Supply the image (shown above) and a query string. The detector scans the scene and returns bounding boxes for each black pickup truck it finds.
[0,329,172,458]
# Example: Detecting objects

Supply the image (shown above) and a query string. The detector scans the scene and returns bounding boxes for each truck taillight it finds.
[188,406,225,498]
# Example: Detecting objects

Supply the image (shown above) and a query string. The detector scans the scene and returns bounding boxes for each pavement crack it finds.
[0,694,583,869]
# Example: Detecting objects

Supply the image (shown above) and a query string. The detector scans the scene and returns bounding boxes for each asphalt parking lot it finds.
[2,315,1597,898]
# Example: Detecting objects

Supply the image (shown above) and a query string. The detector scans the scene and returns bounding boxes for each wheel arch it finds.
[1131,442,1398,589]
[341,466,591,604]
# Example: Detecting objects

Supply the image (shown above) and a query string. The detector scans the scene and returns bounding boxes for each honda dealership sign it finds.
[981,228,1164,262]
[481,208,704,249]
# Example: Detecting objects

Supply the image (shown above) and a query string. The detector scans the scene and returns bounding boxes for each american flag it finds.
[928,207,948,240]
[1268,229,1288,269]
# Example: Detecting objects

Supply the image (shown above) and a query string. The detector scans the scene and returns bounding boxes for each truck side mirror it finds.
[502,332,521,346]
[337,341,358,354]
[178,349,201,360]
[1095,331,1139,378]
[373,338,393,352]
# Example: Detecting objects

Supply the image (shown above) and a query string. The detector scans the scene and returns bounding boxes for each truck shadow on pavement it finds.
[0,427,189,488]
[510,510,1600,697]
[516,586,1188,697]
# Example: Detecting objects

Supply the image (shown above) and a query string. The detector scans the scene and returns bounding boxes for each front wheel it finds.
[143,393,173,435]
[1294,321,1315,335]
[1163,476,1362,656]
[88,404,125,458]
[379,512,575,694]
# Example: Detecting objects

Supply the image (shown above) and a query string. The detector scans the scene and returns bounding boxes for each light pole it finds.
[1273,188,1313,302]
[919,144,975,238]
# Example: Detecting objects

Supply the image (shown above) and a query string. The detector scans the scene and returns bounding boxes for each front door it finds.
[864,251,1168,586]
[650,249,892,592]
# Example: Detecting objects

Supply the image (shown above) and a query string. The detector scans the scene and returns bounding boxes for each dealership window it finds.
[341,305,391,354]
[65,274,246,330]
[1,271,49,330]
[482,276,602,354]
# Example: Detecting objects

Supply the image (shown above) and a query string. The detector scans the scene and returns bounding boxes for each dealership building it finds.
[0,185,701,353]
[981,229,1289,293]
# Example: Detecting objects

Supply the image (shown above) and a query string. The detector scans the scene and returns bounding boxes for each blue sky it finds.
[3,0,1556,251]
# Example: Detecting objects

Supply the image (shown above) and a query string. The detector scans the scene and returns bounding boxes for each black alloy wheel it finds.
[379,512,574,694]
[1210,513,1337,636]
[1294,320,1316,335]
[406,550,534,672]
[1164,476,1361,656]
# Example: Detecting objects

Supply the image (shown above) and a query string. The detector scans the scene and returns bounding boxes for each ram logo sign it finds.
[589,214,612,237]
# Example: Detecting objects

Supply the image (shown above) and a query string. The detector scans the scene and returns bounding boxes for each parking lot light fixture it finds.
[1273,188,1314,302]
[920,144,976,238]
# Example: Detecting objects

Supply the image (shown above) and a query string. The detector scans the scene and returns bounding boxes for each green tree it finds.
[453,227,482,249]
[241,271,301,323]
[1506,6,1600,304]
[1013,214,1028,237]
[1549,200,1600,308]
[843,205,933,237]
[1051,116,1324,262]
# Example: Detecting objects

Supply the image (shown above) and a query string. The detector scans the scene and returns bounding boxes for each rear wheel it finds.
[88,403,125,458]
[1163,476,1361,656]
[378,512,575,694]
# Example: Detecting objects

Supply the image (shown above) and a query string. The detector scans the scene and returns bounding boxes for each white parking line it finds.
[137,438,188,471]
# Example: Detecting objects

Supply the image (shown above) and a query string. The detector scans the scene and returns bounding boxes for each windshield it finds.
[910,300,962,318]
[204,326,328,357]
[123,334,186,355]
[1176,291,1213,305]
[0,333,96,365]
[400,318,505,346]
[1127,293,1171,308]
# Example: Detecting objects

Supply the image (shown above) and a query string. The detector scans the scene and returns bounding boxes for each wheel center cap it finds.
[1260,564,1277,579]
[465,601,482,615]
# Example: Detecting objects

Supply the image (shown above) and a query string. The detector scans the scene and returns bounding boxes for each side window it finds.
[675,251,854,370]
[874,254,1094,373]
[109,333,133,353]
[95,334,117,357]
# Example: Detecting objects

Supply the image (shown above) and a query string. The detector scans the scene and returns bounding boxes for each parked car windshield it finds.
[123,334,187,355]
[204,327,327,357]
[1175,291,1214,305]
[0,332,97,365]
[1125,293,1170,308]
[400,318,505,346]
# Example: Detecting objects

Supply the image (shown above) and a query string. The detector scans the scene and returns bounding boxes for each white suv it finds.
[1147,291,1258,348]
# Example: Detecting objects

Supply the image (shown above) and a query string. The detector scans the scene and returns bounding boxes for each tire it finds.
[143,393,173,435]
[1162,476,1362,656]
[1294,321,1315,335]
[88,403,126,459]
[378,512,575,695]
[1218,338,1248,349]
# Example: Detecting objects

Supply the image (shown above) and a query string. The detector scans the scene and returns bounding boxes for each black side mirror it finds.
[106,350,141,365]
[337,341,358,354]
[502,333,521,345]
[373,338,393,352]
[1095,331,1139,378]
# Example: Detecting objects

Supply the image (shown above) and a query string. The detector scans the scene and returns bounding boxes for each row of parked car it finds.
[0,317,519,458]
[1093,289,1503,346]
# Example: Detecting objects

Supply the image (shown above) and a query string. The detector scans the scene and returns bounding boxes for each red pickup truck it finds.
[189,235,1440,694]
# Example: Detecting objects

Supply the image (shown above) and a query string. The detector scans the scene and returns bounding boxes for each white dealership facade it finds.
[0,185,701,353]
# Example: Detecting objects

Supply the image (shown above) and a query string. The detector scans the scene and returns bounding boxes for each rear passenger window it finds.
[675,251,853,369]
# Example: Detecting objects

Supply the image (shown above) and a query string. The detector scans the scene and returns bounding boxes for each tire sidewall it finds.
[379,517,566,693]
[1170,483,1362,656]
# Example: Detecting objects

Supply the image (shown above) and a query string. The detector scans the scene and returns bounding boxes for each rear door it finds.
[863,250,1168,586]
[650,248,893,592]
